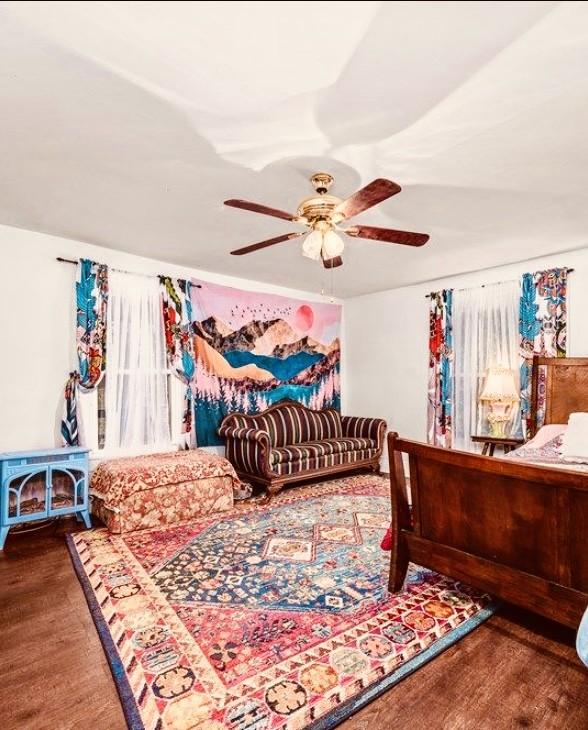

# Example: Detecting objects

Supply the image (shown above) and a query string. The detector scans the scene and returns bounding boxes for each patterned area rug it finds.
[68,474,495,730]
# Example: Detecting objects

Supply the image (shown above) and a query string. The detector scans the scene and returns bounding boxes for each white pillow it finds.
[561,413,588,463]
[525,424,566,449]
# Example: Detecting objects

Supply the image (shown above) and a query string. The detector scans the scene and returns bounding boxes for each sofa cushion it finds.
[271,447,379,476]
[305,410,343,441]
[270,438,375,465]
[225,404,342,447]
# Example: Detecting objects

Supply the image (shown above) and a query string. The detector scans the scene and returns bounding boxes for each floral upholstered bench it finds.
[90,449,239,533]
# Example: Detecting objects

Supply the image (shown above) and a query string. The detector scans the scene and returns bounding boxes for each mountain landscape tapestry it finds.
[191,280,341,446]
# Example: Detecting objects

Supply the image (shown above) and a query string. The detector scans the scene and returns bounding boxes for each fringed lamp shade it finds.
[480,367,520,403]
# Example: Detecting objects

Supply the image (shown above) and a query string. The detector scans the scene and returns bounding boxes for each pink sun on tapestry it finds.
[294,304,314,331]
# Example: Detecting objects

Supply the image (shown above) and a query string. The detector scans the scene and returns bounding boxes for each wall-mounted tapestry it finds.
[191,280,341,446]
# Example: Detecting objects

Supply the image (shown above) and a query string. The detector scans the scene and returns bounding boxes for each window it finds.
[453,280,522,451]
[79,271,183,456]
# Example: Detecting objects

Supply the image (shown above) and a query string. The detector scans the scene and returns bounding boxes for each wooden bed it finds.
[388,356,588,629]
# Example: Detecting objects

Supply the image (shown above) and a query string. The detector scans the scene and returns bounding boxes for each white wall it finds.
[7,218,584,461]
[0,224,343,453]
[344,247,588,449]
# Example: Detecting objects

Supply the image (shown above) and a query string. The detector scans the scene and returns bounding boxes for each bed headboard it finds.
[531,356,588,433]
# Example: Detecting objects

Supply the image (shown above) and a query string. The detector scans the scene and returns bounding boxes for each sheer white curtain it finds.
[104,271,171,451]
[453,280,521,451]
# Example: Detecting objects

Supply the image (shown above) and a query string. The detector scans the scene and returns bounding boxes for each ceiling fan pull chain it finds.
[330,265,335,303]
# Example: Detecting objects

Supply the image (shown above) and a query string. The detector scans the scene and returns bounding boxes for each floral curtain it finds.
[160,276,196,446]
[61,259,109,446]
[61,374,80,446]
[519,267,568,436]
[427,289,454,447]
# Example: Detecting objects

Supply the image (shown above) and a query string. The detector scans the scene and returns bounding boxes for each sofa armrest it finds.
[218,425,272,477]
[218,425,270,444]
[341,416,387,451]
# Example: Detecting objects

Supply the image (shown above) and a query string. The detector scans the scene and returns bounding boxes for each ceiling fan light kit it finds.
[225,172,430,269]
[322,230,345,258]
[302,230,323,261]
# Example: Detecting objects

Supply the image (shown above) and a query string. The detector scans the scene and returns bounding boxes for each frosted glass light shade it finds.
[302,230,323,260]
[480,366,519,402]
[322,230,344,258]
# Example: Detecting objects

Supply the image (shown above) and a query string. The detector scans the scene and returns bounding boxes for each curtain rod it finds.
[424,268,575,299]
[56,257,202,287]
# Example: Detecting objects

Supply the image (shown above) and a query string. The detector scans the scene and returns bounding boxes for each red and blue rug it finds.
[68,474,495,729]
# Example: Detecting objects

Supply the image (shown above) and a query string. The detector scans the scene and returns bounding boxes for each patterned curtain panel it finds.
[519,267,568,436]
[61,259,109,446]
[61,374,80,446]
[427,289,454,447]
[160,276,196,446]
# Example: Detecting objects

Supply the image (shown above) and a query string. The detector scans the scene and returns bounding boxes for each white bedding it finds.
[523,424,566,449]
[560,412,588,463]
[503,424,588,473]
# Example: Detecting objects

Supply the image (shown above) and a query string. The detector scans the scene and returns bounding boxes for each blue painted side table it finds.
[0,446,91,549]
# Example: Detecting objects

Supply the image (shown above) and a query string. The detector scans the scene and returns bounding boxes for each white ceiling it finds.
[1,0,588,297]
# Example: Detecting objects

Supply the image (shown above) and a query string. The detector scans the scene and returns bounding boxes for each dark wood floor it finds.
[1,519,586,730]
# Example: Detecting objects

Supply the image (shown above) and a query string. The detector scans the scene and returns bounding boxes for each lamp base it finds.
[487,401,512,438]
[488,419,509,438]
[488,401,512,439]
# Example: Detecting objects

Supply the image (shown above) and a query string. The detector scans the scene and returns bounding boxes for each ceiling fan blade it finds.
[230,232,304,256]
[224,199,298,222]
[345,225,429,247]
[322,255,343,269]
[334,179,401,220]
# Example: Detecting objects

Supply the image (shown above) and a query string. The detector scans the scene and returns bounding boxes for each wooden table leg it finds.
[482,443,490,456]
[489,443,496,456]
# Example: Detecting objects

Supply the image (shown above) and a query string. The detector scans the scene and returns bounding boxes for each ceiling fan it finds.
[224,172,429,269]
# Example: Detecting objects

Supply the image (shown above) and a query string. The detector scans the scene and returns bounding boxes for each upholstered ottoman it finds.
[90,449,238,533]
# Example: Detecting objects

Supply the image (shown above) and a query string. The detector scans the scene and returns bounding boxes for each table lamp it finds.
[479,366,520,438]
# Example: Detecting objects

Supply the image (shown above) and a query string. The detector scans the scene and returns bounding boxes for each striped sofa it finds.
[218,399,387,497]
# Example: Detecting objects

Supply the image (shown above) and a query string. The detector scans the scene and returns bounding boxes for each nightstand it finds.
[470,435,524,456]
[0,447,90,549]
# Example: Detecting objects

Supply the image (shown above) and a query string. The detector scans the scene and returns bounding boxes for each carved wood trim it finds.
[232,456,382,496]
[531,356,588,435]
[219,398,341,431]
